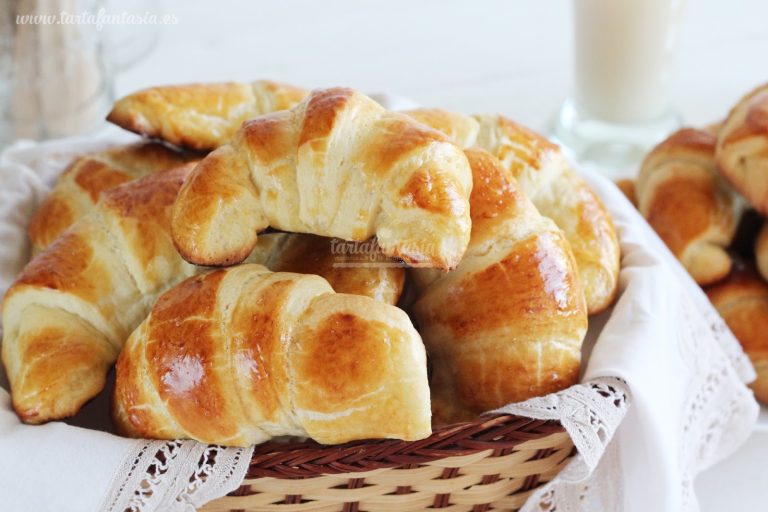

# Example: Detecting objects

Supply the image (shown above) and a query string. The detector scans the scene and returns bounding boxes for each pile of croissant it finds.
[622,82,768,405]
[1,81,620,447]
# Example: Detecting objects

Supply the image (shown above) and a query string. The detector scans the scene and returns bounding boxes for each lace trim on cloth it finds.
[101,440,252,512]
[495,377,629,473]
[495,376,630,512]
[676,291,758,511]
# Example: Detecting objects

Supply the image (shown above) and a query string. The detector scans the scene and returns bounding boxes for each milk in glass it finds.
[573,0,685,123]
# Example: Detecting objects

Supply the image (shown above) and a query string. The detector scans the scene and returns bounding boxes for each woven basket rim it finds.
[245,413,567,479]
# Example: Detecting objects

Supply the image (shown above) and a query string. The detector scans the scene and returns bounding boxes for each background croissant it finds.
[636,128,740,285]
[717,83,768,216]
[113,264,431,446]
[107,80,309,151]
[706,263,768,404]
[411,148,588,424]
[406,109,620,315]
[758,224,768,281]
[171,87,473,270]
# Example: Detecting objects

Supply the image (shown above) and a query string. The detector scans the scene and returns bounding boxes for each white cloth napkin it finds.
[0,124,758,511]
[585,170,759,512]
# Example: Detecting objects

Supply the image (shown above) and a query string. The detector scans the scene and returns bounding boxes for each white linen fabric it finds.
[0,112,758,511]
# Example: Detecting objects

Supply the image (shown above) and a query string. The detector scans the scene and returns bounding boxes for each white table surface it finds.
[109,0,767,509]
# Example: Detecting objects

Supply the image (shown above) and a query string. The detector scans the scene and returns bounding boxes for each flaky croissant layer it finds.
[171,87,473,270]
[113,264,432,446]
[107,80,309,151]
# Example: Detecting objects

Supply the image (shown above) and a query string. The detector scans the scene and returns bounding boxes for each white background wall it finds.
[117,0,768,132]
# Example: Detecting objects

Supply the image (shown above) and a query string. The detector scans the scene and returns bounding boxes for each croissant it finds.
[2,164,198,424]
[411,148,588,424]
[717,83,768,216]
[758,223,768,282]
[615,179,637,207]
[113,264,431,446]
[245,233,405,304]
[706,264,768,404]
[107,80,309,151]
[637,128,739,285]
[171,88,473,270]
[27,142,194,252]
[406,109,619,314]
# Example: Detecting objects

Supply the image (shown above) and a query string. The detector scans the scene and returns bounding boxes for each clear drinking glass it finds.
[552,0,686,177]
[0,0,114,146]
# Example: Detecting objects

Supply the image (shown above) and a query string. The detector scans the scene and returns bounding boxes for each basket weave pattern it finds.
[202,414,574,512]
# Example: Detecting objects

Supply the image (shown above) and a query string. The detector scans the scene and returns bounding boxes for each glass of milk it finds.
[552,0,686,177]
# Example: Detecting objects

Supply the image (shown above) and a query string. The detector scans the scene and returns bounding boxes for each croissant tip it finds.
[15,408,43,425]
[172,241,253,268]
[105,108,118,124]
[13,401,68,425]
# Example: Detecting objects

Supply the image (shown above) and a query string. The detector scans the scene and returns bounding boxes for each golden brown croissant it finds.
[107,80,309,151]
[27,142,195,252]
[717,83,768,216]
[758,223,768,282]
[2,164,198,424]
[171,88,473,270]
[706,264,768,404]
[245,233,405,304]
[637,128,739,285]
[406,109,620,314]
[411,148,588,424]
[113,264,431,446]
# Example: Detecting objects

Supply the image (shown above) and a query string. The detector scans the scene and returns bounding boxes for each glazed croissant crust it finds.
[107,80,309,151]
[113,264,431,446]
[27,142,195,253]
[171,88,473,270]
[3,164,199,423]
[411,149,588,423]
[406,109,619,315]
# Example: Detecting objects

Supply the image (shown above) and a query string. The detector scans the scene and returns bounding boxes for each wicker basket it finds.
[202,414,574,512]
